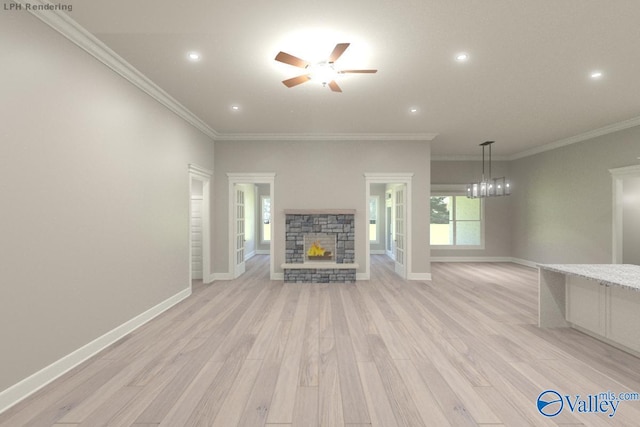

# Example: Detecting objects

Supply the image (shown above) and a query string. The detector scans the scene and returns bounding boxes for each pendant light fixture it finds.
[466,141,511,198]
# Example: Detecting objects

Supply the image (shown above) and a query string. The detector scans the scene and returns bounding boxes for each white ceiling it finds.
[66,0,640,157]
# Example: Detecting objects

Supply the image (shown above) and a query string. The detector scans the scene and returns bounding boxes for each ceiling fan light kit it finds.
[467,141,511,198]
[275,43,377,92]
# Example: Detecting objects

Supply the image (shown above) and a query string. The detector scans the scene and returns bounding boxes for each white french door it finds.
[394,186,406,278]
[234,187,246,277]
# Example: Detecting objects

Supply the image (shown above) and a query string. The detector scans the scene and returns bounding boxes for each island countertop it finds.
[538,264,640,292]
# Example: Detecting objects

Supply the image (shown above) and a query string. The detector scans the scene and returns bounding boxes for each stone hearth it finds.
[282,210,357,283]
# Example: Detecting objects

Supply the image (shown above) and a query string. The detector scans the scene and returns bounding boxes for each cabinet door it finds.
[607,286,640,354]
[566,276,606,336]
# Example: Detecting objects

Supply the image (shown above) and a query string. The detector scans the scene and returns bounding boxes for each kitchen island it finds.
[538,264,640,356]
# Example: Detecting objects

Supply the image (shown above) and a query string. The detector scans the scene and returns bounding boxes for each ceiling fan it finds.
[274,43,377,92]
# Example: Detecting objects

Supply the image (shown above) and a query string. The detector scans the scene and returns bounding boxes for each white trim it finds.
[0,287,191,415]
[245,250,256,261]
[272,272,285,281]
[431,155,510,162]
[356,272,370,280]
[433,117,640,162]
[431,256,514,263]
[510,117,640,160]
[189,164,213,284]
[20,0,217,141]
[364,173,415,280]
[370,249,386,255]
[256,249,270,255]
[610,165,640,264]
[216,133,438,142]
[227,173,276,279]
[430,256,539,268]
[408,273,432,281]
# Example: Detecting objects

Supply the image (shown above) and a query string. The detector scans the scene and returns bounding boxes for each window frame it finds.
[430,185,485,250]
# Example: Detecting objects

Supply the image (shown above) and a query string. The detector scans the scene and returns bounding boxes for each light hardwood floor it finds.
[2,255,640,426]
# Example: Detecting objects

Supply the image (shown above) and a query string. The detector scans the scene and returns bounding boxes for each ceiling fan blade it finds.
[275,51,310,68]
[282,75,311,88]
[328,43,350,63]
[339,69,378,74]
[328,80,342,93]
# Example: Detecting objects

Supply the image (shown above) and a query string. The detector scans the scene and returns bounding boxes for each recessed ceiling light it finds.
[455,52,469,62]
[409,107,418,113]
[187,52,201,61]
[590,71,603,79]
[231,105,240,111]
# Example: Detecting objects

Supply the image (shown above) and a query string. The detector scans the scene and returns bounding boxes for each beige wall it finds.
[213,140,431,276]
[0,12,214,393]
[510,126,640,264]
[431,161,512,258]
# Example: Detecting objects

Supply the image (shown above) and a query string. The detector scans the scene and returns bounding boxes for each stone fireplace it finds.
[282,210,357,283]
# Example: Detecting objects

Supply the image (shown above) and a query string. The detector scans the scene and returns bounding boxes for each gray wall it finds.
[213,140,431,276]
[0,12,214,393]
[510,126,640,263]
[431,161,512,258]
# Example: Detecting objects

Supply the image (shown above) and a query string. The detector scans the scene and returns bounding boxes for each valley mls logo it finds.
[537,390,564,417]
[537,389,640,418]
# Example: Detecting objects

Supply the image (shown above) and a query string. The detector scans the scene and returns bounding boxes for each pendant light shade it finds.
[466,141,511,199]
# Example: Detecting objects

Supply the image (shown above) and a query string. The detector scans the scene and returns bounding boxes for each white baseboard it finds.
[356,272,370,280]
[431,256,539,269]
[509,257,539,268]
[271,272,284,281]
[244,250,256,261]
[408,272,432,281]
[255,249,270,255]
[0,287,191,415]
[431,256,514,263]
[370,249,386,255]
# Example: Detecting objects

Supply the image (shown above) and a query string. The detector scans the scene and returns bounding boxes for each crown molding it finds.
[431,154,510,161]
[508,116,640,160]
[214,132,438,142]
[21,0,218,141]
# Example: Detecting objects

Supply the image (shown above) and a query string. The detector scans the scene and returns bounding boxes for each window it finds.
[261,195,271,243]
[369,196,379,242]
[430,195,483,247]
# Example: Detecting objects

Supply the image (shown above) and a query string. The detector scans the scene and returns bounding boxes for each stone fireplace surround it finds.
[282,209,358,283]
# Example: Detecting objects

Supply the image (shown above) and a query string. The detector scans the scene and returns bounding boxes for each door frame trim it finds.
[610,164,640,264]
[364,173,413,280]
[227,173,276,279]
[189,164,212,284]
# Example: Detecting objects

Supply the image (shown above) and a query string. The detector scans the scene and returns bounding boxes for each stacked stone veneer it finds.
[285,212,355,283]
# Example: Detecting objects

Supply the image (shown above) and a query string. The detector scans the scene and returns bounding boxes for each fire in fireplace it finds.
[304,233,336,262]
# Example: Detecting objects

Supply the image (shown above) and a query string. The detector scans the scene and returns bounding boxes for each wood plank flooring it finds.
[2,255,640,426]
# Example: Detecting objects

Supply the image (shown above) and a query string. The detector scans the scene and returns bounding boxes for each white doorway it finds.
[234,185,246,277]
[385,190,393,258]
[227,173,276,279]
[611,165,640,265]
[190,193,203,280]
[394,185,406,277]
[365,173,413,280]
[189,164,212,286]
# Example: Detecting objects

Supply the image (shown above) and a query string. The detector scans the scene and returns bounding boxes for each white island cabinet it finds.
[538,264,640,356]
